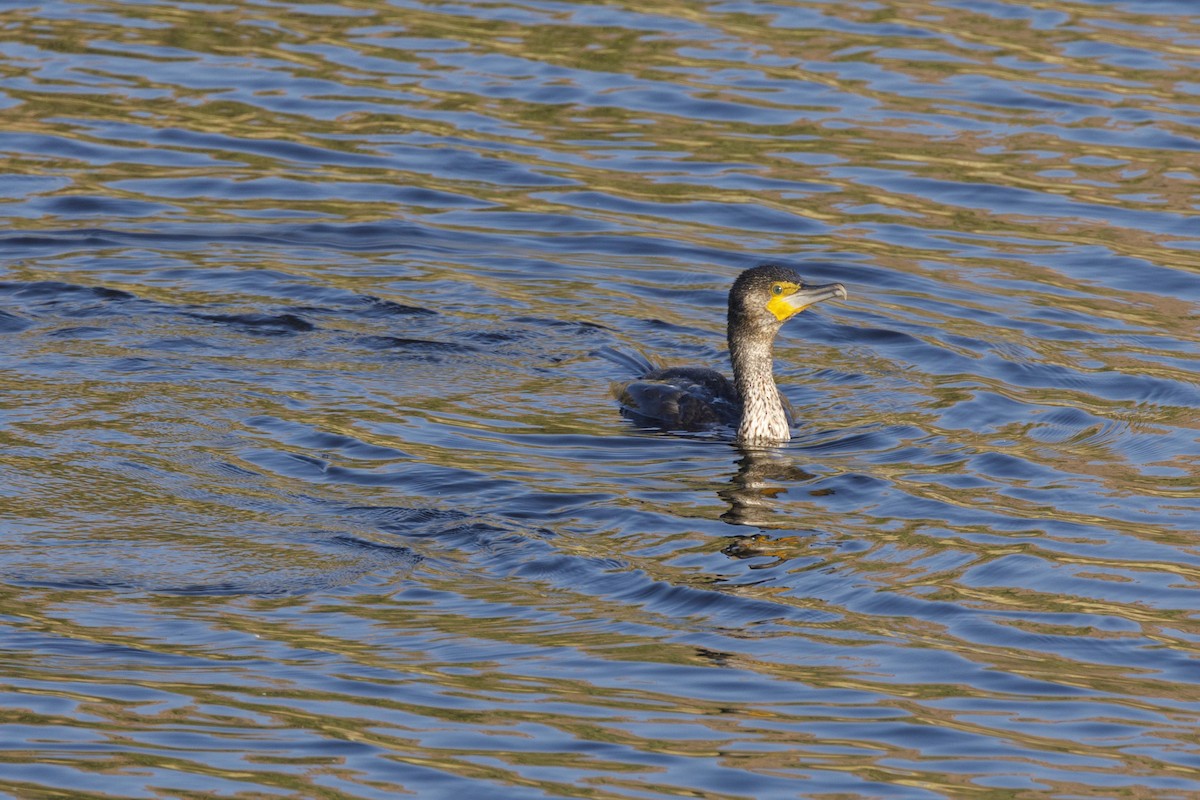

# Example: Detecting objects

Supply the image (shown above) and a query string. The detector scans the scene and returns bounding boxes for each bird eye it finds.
[772,284,783,295]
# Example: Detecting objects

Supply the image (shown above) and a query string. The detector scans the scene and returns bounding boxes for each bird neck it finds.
[729,332,790,445]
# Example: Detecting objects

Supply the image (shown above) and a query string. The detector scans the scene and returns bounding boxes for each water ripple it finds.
[1,0,1199,798]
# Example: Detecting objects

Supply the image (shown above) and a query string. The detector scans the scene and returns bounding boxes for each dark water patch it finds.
[242,449,330,479]
[510,316,611,333]
[0,280,136,304]
[348,505,471,531]
[28,194,176,218]
[798,425,917,456]
[143,335,219,352]
[187,311,316,335]
[972,451,1056,482]
[356,295,438,317]
[854,326,922,346]
[355,334,476,356]
[463,329,522,345]
[357,505,544,540]
[111,177,496,209]
[0,310,30,333]
[3,1,1199,798]
[245,415,412,460]
[106,356,163,374]
[330,534,420,560]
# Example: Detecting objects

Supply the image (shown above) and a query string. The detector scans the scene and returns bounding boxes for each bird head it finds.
[729,264,847,336]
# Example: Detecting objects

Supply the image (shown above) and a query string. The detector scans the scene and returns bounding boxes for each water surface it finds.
[1,1,1199,798]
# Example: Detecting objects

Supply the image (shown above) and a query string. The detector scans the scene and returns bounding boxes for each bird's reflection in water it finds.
[719,446,817,528]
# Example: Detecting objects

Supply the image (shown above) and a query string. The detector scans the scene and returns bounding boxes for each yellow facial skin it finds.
[765,282,805,321]
[765,280,848,321]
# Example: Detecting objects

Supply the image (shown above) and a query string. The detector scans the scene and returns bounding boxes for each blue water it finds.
[2,1,1199,798]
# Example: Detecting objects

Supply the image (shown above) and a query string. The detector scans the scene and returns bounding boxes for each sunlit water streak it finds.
[1,1,1198,798]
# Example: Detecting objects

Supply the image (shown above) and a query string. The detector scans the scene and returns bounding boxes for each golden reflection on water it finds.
[2,0,1199,797]
[6,0,1196,264]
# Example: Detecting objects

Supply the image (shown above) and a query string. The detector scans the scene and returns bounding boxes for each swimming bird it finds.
[618,265,846,445]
